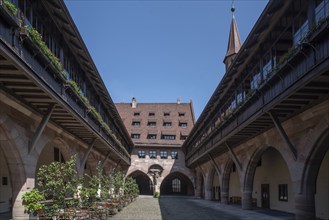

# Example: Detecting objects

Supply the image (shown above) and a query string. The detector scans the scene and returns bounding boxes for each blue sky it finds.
[64,0,268,119]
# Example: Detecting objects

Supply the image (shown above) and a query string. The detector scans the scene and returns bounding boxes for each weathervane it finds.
[231,0,235,17]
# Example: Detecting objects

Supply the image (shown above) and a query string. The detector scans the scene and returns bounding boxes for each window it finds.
[171,151,178,159]
[179,122,188,128]
[147,134,157,139]
[172,178,181,192]
[279,184,288,201]
[163,122,172,127]
[178,112,185,117]
[257,159,262,167]
[133,112,140,116]
[315,0,329,23]
[160,151,168,159]
[2,177,8,186]
[232,163,236,173]
[147,121,157,127]
[161,135,176,140]
[149,150,157,159]
[293,20,308,46]
[180,135,187,140]
[138,151,145,158]
[164,112,170,116]
[132,121,141,126]
[149,112,155,116]
[131,133,140,139]
[54,147,64,163]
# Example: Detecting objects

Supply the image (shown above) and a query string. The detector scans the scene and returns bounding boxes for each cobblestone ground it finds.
[111,196,295,220]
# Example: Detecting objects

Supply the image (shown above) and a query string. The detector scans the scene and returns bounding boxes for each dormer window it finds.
[147,121,156,127]
[163,122,172,127]
[164,112,170,116]
[132,121,141,126]
[178,112,185,117]
[134,112,140,116]
[149,112,155,116]
[179,122,187,128]
[131,133,140,139]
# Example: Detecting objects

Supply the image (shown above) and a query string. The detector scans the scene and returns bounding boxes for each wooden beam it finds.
[268,112,297,160]
[225,142,242,171]
[80,138,96,171]
[100,151,111,170]
[28,104,55,153]
[113,159,121,173]
[208,153,221,176]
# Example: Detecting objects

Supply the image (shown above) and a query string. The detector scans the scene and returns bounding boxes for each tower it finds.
[223,1,242,71]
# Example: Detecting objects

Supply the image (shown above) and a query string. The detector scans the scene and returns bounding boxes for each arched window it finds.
[172,178,181,192]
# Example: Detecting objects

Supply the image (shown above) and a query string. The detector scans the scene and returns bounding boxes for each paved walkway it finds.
[112,196,295,220]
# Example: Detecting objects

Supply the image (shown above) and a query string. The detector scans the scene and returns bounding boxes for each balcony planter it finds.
[0,0,20,27]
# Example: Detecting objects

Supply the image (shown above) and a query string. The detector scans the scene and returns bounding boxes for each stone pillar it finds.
[241,191,253,210]
[220,191,229,204]
[295,193,316,220]
[205,188,212,200]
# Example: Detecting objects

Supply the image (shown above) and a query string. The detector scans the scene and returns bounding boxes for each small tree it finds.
[36,156,79,215]
[124,177,139,198]
[21,188,45,215]
[112,171,125,197]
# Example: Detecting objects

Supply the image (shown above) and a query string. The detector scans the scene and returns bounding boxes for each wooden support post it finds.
[80,138,96,172]
[208,153,221,176]
[113,159,121,173]
[225,142,242,171]
[28,104,55,153]
[268,112,297,160]
[100,151,111,170]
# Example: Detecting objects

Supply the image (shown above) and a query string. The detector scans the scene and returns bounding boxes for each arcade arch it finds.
[160,172,194,196]
[129,170,153,195]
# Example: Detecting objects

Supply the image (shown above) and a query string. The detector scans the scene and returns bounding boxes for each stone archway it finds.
[160,172,194,196]
[0,125,27,219]
[222,159,241,205]
[205,166,220,201]
[243,146,294,212]
[129,170,153,195]
[299,129,329,220]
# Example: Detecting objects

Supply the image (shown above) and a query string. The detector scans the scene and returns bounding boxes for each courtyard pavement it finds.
[112,195,295,220]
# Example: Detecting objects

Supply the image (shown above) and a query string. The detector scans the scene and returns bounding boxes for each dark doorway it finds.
[261,184,270,208]
[160,172,194,196]
[129,171,152,195]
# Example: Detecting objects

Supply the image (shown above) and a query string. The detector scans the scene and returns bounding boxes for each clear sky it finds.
[64,0,268,119]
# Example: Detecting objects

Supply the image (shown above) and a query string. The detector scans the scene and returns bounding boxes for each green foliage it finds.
[21,189,45,214]
[124,176,139,197]
[112,171,125,196]
[4,0,18,16]
[90,106,102,122]
[25,26,62,72]
[36,156,79,214]
[153,192,160,198]
[278,47,296,66]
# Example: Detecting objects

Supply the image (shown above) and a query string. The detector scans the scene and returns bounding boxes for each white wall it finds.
[0,148,12,213]
[315,149,329,219]
[229,168,241,199]
[253,148,294,213]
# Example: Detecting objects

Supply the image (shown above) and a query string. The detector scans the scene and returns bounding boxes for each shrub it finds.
[4,0,18,16]
[154,192,160,198]
[21,188,45,215]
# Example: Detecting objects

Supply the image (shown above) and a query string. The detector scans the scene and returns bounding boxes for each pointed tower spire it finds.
[223,0,242,71]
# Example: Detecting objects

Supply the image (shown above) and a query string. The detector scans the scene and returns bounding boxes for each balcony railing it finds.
[186,14,329,162]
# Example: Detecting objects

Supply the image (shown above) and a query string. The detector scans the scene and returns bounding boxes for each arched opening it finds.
[228,162,241,204]
[160,172,194,196]
[315,148,329,219]
[129,171,153,195]
[0,147,12,214]
[251,147,293,212]
[212,171,220,201]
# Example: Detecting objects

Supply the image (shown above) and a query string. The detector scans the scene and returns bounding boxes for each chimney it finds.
[132,97,137,108]
[177,98,181,104]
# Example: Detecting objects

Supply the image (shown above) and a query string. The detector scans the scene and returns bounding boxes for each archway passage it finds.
[0,147,12,214]
[160,172,194,196]
[129,171,152,195]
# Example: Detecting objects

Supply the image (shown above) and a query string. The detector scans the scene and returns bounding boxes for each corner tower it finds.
[223,2,242,71]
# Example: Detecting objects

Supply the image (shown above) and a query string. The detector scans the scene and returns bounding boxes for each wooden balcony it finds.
[0,16,131,165]
[186,20,329,167]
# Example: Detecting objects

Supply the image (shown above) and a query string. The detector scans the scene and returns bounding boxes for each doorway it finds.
[261,184,270,208]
